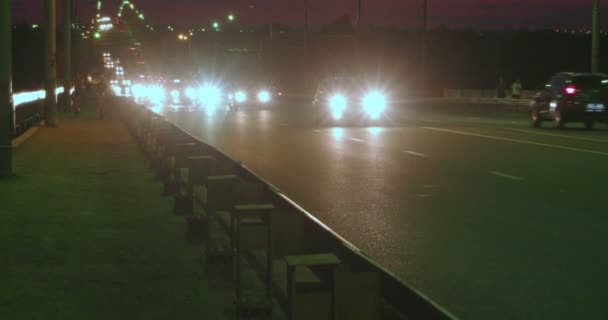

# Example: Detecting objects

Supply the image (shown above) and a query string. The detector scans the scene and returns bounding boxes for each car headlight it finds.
[362,91,386,119]
[258,90,271,103]
[199,84,222,108]
[148,85,166,103]
[329,94,347,119]
[132,84,146,99]
[235,91,247,103]
[170,89,180,100]
[185,87,196,100]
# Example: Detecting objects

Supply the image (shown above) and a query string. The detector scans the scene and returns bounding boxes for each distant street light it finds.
[213,21,220,30]
[228,14,235,22]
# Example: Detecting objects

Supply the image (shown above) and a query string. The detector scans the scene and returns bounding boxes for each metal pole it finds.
[0,0,13,178]
[422,0,428,83]
[592,0,601,72]
[63,0,72,112]
[45,0,58,127]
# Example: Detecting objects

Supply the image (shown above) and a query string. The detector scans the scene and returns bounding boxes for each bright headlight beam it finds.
[235,91,247,103]
[199,84,222,108]
[258,90,271,103]
[185,87,196,100]
[329,94,347,120]
[363,91,386,119]
[170,89,180,100]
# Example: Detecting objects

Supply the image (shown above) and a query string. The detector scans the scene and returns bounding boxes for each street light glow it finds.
[228,14,235,21]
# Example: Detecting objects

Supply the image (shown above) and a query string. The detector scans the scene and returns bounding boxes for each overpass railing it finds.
[12,88,70,138]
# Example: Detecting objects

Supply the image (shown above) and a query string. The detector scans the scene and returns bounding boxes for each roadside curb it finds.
[12,122,43,150]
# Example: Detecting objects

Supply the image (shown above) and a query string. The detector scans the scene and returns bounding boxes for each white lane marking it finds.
[349,138,365,142]
[404,150,429,157]
[505,128,608,143]
[416,194,433,198]
[280,123,289,127]
[424,185,435,188]
[488,171,524,181]
[313,129,322,133]
[423,127,608,157]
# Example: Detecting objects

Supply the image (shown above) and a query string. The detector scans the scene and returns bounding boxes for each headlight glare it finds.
[185,87,196,100]
[235,91,247,103]
[363,91,386,119]
[199,84,222,108]
[258,90,271,103]
[329,94,347,120]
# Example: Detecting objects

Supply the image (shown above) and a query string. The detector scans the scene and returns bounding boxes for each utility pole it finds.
[592,0,601,73]
[45,0,58,127]
[63,0,72,112]
[0,0,13,178]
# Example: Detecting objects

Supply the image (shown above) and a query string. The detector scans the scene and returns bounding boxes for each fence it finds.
[121,98,457,320]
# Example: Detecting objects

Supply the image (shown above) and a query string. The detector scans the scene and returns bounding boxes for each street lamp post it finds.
[0,0,13,178]
[592,0,601,72]
[44,0,58,127]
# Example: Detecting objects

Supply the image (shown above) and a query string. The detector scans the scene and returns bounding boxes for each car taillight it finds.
[564,85,577,95]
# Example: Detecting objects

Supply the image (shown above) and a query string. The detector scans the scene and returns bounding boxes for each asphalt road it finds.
[157,101,608,320]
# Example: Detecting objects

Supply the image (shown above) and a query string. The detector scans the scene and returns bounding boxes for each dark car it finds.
[531,72,608,129]
[313,77,388,126]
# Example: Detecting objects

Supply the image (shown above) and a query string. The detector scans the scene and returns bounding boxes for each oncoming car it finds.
[313,77,389,126]
[165,79,199,107]
[228,82,276,111]
[531,72,608,129]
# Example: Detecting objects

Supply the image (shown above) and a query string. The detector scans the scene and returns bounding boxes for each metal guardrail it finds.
[14,100,44,138]
[12,88,72,138]
[121,98,458,320]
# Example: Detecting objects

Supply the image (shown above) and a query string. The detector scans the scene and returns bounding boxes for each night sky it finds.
[12,0,608,30]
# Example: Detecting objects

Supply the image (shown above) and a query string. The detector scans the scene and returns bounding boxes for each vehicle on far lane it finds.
[313,77,389,126]
[165,78,199,107]
[531,72,608,129]
[227,81,278,111]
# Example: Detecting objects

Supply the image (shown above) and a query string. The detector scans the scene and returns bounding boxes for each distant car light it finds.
[170,89,180,100]
[235,91,247,103]
[148,85,166,104]
[199,84,222,108]
[564,85,577,95]
[258,90,271,103]
[363,91,387,119]
[185,87,196,100]
[329,94,347,120]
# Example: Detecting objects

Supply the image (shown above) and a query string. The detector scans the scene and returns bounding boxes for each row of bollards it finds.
[121,102,395,320]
